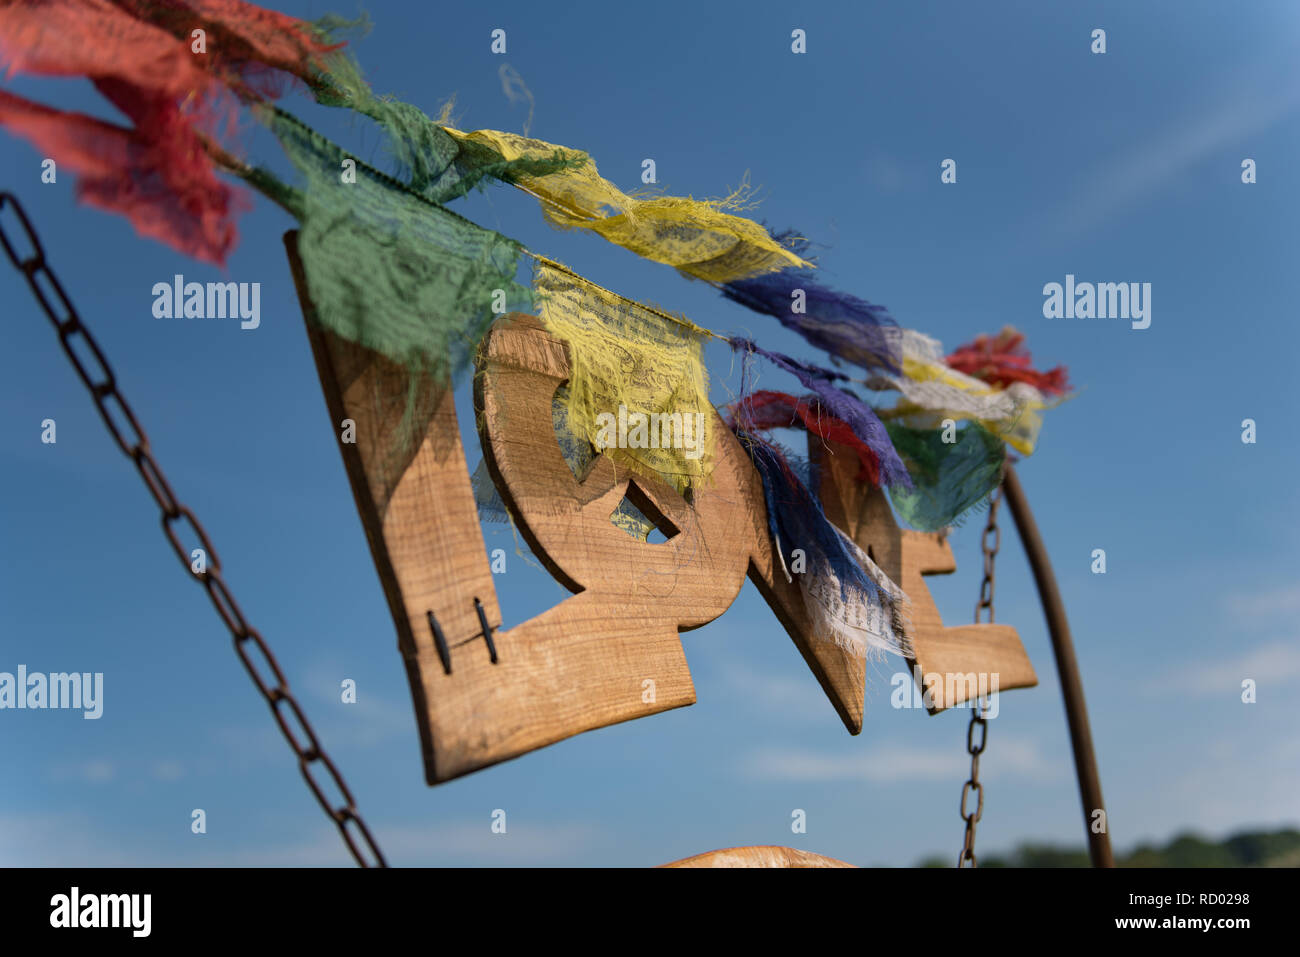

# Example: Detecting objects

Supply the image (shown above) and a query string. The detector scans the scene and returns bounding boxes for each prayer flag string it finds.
[0,0,1073,538]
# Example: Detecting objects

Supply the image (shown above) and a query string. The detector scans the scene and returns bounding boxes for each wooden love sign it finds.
[285,234,1036,785]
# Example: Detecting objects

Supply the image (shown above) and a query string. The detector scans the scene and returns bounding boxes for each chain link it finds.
[959,481,1002,867]
[0,193,386,868]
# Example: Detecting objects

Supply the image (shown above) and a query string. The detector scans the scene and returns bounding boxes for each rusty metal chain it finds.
[958,481,1002,868]
[0,192,386,868]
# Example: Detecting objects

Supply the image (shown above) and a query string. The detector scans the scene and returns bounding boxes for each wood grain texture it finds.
[478,315,867,735]
[286,244,872,783]
[811,437,1037,712]
[286,233,503,783]
[663,846,855,868]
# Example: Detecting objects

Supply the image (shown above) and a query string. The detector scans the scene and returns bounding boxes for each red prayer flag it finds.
[731,390,882,486]
[0,0,340,262]
[945,326,1070,396]
[0,87,244,263]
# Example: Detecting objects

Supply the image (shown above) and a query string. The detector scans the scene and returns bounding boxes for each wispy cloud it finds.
[741,736,1053,784]
[187,821,599,867]
[226,821,604,868]
[1042,70,1300,239]
[48,759,115,784]
[1140,735,1300,842]
[1226,584,1300,619]
[0,812,603,867]
[151,761,185,782]
[720,663,842,725]
[719,659,909,726]
[1163,640,1300,696]
[298,663,419,748]
[864,151,908,194]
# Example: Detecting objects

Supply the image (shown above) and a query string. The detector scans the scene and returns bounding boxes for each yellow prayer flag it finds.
[530,261,716,491]
[444,126,809,283]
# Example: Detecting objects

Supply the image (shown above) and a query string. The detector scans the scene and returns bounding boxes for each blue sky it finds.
[2,0,1298,866]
